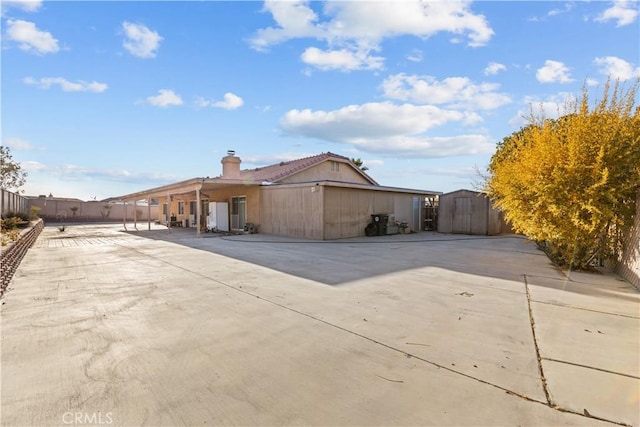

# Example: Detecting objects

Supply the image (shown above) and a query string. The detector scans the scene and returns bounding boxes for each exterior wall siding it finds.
[438,189,507,235]
[323,187,419,240]
[279,162,371,185]
[259,185,324,239]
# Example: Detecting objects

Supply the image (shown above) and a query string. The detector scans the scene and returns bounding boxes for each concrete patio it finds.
[1,223,638,426]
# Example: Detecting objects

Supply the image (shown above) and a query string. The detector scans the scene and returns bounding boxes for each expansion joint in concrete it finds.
[541,357,640,380]
[114,243,631,426]
[522,274,553,406]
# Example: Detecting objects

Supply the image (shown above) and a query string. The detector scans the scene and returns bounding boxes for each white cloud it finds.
[1,0,42,13]
[145,89,183,107]
[5,19,59,54]
[249,1,493,72]
[594,56,640,81]
[122,21,163,58]
[23,76,108,93]
[196,93,244,110]
[536,60,574,83]
[22,160,183,185]
[381,74,511,110]
[3,137,34,151]
[508,92,575,128]
[595,1,639,27]
[548,3,574,17]
[406,49,423,63]
[324,1,494,48]
[363,159,384,168]
[22,160,47,171]
[484,62,506,76]
[280,102,491,158]
[242,153,385,171]
[249,0,323,51]
[301,46,384,71]
[214,93,244,110]
[243,152,317,166]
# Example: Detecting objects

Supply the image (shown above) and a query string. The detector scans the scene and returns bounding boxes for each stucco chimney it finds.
[221,150,241,179]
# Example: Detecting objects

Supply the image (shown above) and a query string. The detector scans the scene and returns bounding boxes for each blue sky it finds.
[2,0,639,200]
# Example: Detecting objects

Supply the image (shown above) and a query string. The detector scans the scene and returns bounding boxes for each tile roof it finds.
[239,152,369,183]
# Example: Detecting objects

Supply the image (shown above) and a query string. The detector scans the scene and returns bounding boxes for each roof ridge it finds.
[239,152,359,183]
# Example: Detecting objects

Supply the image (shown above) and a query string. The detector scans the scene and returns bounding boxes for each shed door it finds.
[452,197,472,234]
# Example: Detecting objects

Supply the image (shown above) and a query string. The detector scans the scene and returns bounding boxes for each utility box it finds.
[207,202,229,232]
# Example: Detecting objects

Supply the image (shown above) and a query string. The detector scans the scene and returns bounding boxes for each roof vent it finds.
[227,150,235,156]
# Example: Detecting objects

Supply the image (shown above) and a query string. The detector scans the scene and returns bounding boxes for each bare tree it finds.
[0,147,27,191]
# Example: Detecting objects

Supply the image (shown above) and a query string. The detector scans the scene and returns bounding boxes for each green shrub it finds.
[30,206,41,220]
[5,211,30,222]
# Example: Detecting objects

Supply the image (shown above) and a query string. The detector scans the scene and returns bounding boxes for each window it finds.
[330,161,339,171]
[178,201,184,215]
[189,201,197,214]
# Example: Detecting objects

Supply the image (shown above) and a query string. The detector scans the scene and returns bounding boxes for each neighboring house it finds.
[118,151,440,240]
[437,189,511,236]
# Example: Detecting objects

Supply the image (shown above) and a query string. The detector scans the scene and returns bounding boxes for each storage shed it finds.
[437,189,510,236]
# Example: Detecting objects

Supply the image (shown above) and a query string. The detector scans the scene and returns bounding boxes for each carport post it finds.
[133,200,138,230]
[196,185,201,237]
[166,192,171,229]
[123,201,127,231]
[147,198,151,230]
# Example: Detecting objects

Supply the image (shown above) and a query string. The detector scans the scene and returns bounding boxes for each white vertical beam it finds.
[147,198,151,230]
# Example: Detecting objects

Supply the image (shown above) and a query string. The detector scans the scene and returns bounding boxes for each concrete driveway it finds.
[1,223,638,426]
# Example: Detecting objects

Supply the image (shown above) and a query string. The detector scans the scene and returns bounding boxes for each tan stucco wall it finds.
[279,162,371,185]
[160,186,261,229]
[29,199,158,222]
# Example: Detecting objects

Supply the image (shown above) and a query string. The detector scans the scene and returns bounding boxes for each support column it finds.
[196,186,201,237]
[147,198,151,231]
[123,201,127,231]
[133,200,138,230]
[167,192,171,230]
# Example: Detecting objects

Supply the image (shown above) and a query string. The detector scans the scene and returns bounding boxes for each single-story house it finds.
[118,151,441,240]
[437,189,511,236]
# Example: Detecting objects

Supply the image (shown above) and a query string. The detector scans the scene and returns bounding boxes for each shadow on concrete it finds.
[123,227,639,304]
